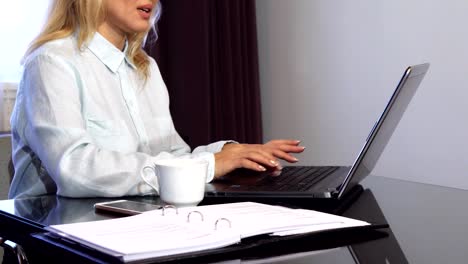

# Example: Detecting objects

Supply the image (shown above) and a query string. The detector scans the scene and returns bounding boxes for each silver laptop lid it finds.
[337,63,430,198]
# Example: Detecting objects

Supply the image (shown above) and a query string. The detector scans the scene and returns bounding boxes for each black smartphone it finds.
[94,200,162,216]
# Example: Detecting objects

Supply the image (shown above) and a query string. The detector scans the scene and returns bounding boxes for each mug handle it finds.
[142,165,159,193]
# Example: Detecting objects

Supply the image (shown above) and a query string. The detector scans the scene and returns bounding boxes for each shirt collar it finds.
[87,32,136,73]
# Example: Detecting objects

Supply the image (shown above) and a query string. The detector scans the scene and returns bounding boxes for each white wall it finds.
[256,0,468,189]
[0,0,49,82]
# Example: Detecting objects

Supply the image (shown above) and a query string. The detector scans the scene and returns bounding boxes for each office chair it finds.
[0,133,28,264]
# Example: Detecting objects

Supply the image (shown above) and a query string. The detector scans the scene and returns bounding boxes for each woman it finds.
[9,0,304,198]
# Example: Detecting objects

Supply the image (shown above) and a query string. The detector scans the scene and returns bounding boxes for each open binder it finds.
[45,202,386,263]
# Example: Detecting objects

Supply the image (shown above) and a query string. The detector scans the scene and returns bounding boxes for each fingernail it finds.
[259,165,266,171]
[270,160,279,166]
[293,157,299,162]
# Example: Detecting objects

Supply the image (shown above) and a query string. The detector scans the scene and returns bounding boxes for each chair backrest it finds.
[0,134,12,199]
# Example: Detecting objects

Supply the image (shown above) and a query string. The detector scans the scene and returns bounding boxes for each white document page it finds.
[47,202,370,262]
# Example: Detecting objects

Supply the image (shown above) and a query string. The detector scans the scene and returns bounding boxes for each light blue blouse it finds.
[9,33,228,198]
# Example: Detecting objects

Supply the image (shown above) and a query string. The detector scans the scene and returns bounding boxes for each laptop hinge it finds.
[328,188,340,198]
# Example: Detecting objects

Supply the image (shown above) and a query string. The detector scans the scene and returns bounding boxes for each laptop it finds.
[205,63,430,202]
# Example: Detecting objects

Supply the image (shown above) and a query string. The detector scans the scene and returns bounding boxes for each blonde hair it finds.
[24,0,161,80]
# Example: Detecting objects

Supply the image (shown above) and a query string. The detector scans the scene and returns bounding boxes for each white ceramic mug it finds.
[142,159,208,207]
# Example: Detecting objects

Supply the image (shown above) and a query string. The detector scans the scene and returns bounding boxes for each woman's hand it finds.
[214,139,305,179]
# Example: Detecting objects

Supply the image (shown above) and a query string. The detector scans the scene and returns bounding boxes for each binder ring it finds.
[214,218,232,230]
[186,211,204,222]
[161,205,178,216]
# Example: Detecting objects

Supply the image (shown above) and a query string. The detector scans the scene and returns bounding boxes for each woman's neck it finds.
[97,22,126,51]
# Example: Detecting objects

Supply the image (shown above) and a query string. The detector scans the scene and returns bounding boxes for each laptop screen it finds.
[338,63,430,198]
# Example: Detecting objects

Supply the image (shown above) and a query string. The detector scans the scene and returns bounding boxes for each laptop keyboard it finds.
[243,166,340,192]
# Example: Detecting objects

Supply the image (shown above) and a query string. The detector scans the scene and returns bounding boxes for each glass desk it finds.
[0,176,467,263]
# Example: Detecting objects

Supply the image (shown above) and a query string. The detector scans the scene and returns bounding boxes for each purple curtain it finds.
[145,0,262,149]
